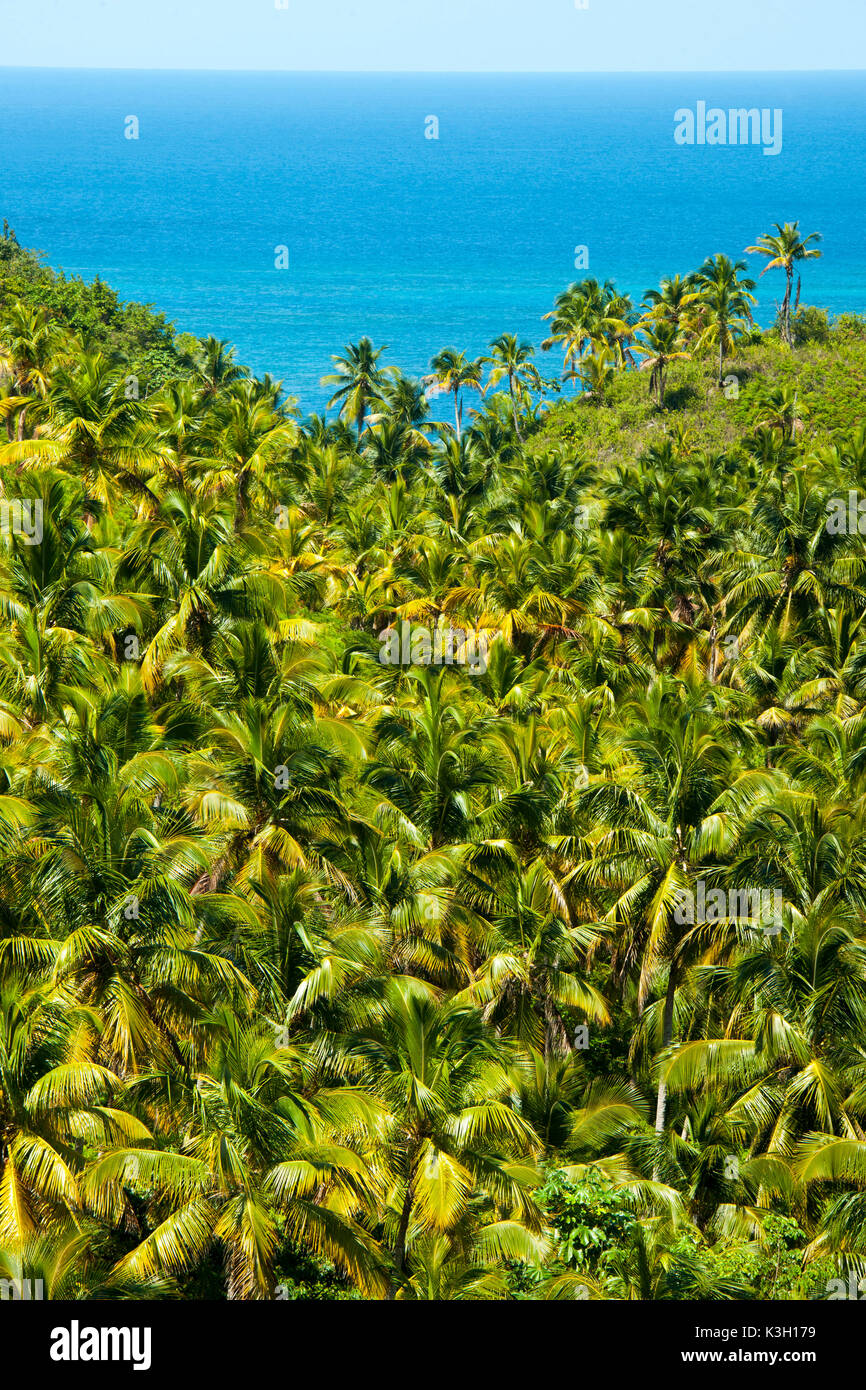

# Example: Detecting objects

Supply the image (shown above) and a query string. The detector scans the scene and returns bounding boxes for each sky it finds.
[0,0,864,72]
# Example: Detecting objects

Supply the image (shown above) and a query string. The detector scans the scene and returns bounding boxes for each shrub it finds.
[792,305,831,346]
[834,312,866,342]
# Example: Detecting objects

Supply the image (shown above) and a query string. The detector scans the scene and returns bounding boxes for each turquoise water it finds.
[1,69,864,413]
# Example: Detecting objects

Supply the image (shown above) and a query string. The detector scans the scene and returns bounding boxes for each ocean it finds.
[1,69,864,415]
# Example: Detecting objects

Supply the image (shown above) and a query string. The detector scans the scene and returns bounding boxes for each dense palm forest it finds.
[2,219,866,1302]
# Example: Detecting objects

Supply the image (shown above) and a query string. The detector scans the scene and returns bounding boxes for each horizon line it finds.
[1,64,865,75]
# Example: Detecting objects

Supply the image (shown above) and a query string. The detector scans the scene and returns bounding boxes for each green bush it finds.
[0,224,195,379]
[834,312,866,342]
[792,305,831,346]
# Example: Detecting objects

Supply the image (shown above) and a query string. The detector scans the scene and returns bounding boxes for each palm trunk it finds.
[453,388,461,441]
[389,1164,416,1300]
[717,338,724,387]
[235,476,246,531]
[14,373,29,442]
[783,266,793,347]
[509,372,523,442]
[654,963,678,1136]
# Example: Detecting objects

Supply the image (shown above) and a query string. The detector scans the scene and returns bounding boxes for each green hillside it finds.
[1,220,866,1302]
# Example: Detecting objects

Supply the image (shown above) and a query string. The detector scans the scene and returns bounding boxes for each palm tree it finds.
[207,379,299,528]
[694,286,753,387]
[322,338,389,445]
[1,216,865,1305]
[0,351,164,509]
[579,347,616,403]
[745,222,823,347]
[85,1012,386,1298]
[542,279,633,389]
[0,971,146,1249]
[456,852,610,1054]
[566,681,738,1137]
[642,273,700,332]
[427,349,484,442]
[633,320,692,407]
[115,491,284,692]
[484,334,536,441]
[693,255,757,384]
[363,665,500,849]
[0,303,66,441]
[342,975,544,1298]
[748,383,802,442]
[194,337,247,398]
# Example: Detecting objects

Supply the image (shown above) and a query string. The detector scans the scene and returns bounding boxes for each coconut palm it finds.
[642,273,700,332]
[484,334,536,442]
[427,349,484,442]
[745,223,823,347]
[322,338,390,445]
[0,303,67,441]
[340,975,544,1297]
[693,255,757,384]
[542,279,633,388]
[633,320,692,408]
[0,351,165,509]
[206,379,299,528]
[84,1012,387,1298]
[1,217,864,1304]
[194,337,248,398]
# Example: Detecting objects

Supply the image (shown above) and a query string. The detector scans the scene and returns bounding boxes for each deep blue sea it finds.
[0,69,864,415]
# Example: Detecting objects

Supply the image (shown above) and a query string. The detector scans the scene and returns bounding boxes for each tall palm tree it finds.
[207,378,299,528]
[322,338,389,445]
[692,255,756,383]
[428,349,484,442]
[641,273,700,332]
[0,351,164,509]
[745,222,823,347]
[566,681,738,1137]
[85,1013,386,1298]
[542,279,632,389]
[484,334,536,442]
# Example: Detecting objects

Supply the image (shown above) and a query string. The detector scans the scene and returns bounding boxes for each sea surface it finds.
[0,69,864,415]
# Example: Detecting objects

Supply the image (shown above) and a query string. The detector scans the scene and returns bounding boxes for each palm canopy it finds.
[745,222,823,346]
[322,338,390,444]
[427,349,484,441]
[5,218,866,1304]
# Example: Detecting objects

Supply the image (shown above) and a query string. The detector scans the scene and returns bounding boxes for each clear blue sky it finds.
[1,0,863,71]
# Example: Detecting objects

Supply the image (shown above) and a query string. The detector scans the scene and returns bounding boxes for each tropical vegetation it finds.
[2,218,866,1301]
